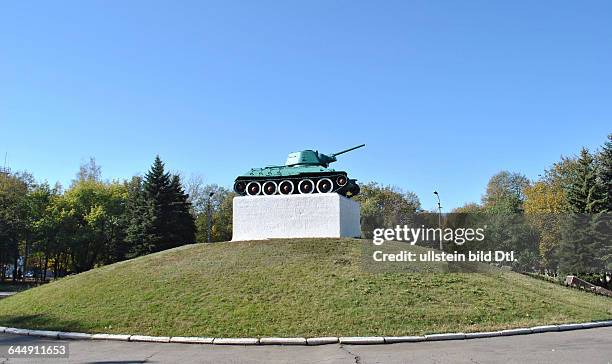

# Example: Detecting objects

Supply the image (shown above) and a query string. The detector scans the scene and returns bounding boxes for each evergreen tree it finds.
[567,148,605,213]
[596,134,612,272]
[558,214,603,275]
[127,156,195,256]
[168,175,196,245]
[558,148,608,275]
[125,176,156,258]
[143,156,171,251]
[598,134,612,212]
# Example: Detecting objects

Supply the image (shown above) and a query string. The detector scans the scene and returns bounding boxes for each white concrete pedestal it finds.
[232,194,361,241]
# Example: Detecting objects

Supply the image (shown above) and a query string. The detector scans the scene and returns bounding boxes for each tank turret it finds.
[233,144,365,198]
[285,144,365,168]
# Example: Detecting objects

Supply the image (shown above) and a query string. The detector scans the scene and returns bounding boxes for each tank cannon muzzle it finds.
[331,144,365,157]
[317,144,365,167]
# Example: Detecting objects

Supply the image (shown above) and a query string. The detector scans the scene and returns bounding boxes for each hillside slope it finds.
[0,238,610,337]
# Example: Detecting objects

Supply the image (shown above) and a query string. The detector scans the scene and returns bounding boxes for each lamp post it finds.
[433,191,443,251]
[207,192,215,243]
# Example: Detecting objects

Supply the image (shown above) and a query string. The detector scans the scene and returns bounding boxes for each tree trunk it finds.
[12,253,18,283]
[53,254,59,279]
[22,238,29,282]
[43,253,49,283]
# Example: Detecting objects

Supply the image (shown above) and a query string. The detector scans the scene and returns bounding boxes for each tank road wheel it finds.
[298,179,314,194]
[278,180,294,195]
[234,181,247,195]
[246,181,261,196]
[262,181,278,195]
[316,178,333,193]
[336,175,348,187]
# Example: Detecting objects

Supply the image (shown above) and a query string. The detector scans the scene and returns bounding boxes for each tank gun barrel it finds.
[331,144,365,157]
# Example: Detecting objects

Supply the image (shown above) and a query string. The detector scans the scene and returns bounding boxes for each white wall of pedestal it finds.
[232,194,361,241]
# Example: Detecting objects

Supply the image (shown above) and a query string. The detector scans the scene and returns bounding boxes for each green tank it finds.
[233,144,365,198]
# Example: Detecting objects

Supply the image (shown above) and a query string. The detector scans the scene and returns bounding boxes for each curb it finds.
[260,337,306,345]
[59,332,92,340]
[500,328,532,336]
[170,336,214,344]
[5,328,29,336]
[26,330,61,339]
[1,320,611,346]
[558,323,585,331]
[384,336,425,343]
[425,333,466,341]
[130,335,170,343]
[339,337,385,345]
[306,337,338,345]
[530,325,559,333]
[92,334,131,341]
[213,338,259,345]
[465,331,501,339]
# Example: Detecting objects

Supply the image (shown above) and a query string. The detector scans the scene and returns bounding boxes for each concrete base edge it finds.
[0,320,610,346]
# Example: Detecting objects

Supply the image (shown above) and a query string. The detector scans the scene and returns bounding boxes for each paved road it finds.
[0,327,610,363]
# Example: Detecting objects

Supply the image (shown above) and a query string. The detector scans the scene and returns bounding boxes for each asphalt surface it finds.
[0,327,610,364]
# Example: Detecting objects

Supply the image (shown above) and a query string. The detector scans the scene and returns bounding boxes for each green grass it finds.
[0,238,610,337]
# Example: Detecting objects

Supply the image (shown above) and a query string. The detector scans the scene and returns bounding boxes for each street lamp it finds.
[433,191,443,251]
[207,192,215,243]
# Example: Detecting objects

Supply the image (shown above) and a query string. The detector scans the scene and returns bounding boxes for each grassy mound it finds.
[0,238,610,337]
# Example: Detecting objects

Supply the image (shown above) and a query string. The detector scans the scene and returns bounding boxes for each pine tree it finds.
[596,134,612,272]
[598,134,612,212]
[558,148,608,275]
[125,176,156,257]
[130,156,195,255]
[168,175,196,245]
[558,214,602,275]
[143,156,171,251]
[566,148,605,213]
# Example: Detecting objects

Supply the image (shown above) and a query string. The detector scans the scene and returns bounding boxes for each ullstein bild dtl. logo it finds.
[371,249,515,263]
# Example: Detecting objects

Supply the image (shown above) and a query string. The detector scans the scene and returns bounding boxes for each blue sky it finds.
[1,1,610,211]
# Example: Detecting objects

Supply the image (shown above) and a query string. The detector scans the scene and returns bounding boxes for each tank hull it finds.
[233,144,364,198]
[233,171,360,197]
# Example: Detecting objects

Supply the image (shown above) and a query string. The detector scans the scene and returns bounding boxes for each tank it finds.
[233,144,365,198]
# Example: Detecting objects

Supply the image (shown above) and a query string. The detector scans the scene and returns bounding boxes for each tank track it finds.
[233,173,360,198]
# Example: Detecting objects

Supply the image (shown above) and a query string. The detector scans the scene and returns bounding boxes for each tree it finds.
[558,148,609,275]
[73,157,102,185]
[124,176,155,257]
[482,171,530,213]
[566,149,605,213]
[26,183,54,280]
[597,133,612,212]
[212,190,235,242]
[0,172,34,281]
[189,182,235,243]
[60,180,127,273]
[480,171,538,270]
[127,156,195,256]
[452,202,483,213]
[29,183,62,280]
[168,174,196,245]
[523,159,576,272]
[353,182,421,238]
